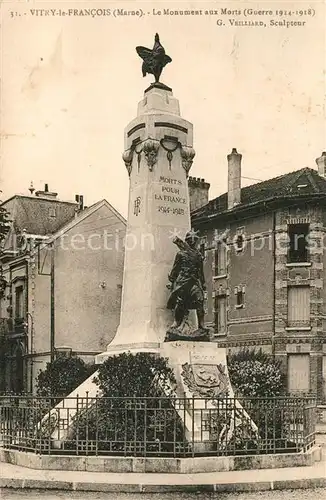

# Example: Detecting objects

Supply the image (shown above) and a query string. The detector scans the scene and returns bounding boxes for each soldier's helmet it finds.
[185,230,200,245]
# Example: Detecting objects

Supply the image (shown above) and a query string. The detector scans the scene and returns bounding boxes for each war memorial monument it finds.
[48,34,256,451]
[97,33,237,396]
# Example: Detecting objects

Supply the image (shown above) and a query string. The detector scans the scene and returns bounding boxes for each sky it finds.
[0,0,325,218]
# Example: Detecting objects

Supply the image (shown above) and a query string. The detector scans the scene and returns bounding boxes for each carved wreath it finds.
[180,146,195,176]
[143,139,160,171]
[122,149,133,176]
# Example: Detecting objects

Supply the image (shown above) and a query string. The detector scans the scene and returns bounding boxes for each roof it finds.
[43,198,126,246]
[1,195,78,236]
[1,196,126,258]
[192,167,326,223]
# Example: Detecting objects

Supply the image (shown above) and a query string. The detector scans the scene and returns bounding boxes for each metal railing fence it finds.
[0,394,316,458]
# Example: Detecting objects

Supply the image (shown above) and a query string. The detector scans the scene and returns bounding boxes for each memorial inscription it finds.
[155,175,187,216]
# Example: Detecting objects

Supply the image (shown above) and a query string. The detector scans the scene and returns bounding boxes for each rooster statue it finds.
[136,33,172,83]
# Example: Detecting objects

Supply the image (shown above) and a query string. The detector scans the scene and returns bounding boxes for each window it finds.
[287,354,310,393]
[214,240,227,276]
[323,357,326,401]
[288,223,309,263]
[235,286,245,308]
[214,295,227,335]
[15,286,24,320]
[234,227,245,252]
[236,290,244,307]
[235,234,244,252]
[48,207,56,218]
[287,285,310,327]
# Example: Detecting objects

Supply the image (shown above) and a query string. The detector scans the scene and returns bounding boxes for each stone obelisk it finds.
[97,37,195,359]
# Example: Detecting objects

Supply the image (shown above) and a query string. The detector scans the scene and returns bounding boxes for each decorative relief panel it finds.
[180,146,195,176]
[143,139,160,171]
[181,362,229,398]
[122,140,195,176]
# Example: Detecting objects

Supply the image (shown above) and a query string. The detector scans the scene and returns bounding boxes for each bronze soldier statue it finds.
[165,231,209,341]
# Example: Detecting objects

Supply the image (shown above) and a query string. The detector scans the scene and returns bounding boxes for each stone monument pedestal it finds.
[97,83,195,360]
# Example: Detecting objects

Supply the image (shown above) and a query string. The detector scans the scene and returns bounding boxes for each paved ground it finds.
[1,488,326,499]
[0,435,325,494]
[0,459,325,494]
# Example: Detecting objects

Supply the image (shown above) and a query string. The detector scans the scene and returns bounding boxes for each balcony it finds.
[286,320,311,332]
[286,262,311,269]
[13,318,26,336]
[0,318,26,337]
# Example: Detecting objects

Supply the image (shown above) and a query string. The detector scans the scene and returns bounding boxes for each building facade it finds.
[192,151,326,400]
[0,185,125,393]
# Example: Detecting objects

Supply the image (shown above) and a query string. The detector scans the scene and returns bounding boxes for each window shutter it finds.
[287,354,310,393]
[214,295,227,335]
[287,286,310,326]
[218,296,226,332]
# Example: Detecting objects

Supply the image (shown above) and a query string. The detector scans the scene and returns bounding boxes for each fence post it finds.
[85,391,89,456]
[132,395,136,457]
[76,394,79,456]
[95,394,99,457]
[183,391,186,457]
[144,397,147,458]
[191,395,195,458]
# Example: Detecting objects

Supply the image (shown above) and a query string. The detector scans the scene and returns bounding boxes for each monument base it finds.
[47,338,257,449]
[162,341,232,397]
[95,342,161,363]
[145,81,172,93]
[165,327,210,343]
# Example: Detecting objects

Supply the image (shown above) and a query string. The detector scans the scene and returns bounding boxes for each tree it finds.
[0,198,10,246]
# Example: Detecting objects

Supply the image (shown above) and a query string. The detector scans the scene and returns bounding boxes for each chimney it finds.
[316,151,326,177]
[188,177,210,212]
[75,194,84,211]
[35,183,58,200]
[227,148,242,209]
[28,181,35,195]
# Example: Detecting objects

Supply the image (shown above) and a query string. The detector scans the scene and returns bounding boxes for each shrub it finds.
[68,353,185,455]
[227,349,292,448]
[36,355,95,399]
[227,348,286,398]
[94,352,177,397]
